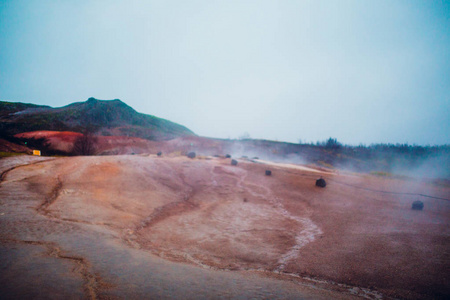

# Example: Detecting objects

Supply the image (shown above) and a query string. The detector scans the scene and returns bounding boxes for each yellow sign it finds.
[32,150,41,156]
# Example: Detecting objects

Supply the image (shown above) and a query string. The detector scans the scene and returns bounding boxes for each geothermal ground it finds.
[0,155,449,299]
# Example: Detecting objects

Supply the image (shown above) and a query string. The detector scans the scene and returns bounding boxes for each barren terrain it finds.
[0,154,449,299]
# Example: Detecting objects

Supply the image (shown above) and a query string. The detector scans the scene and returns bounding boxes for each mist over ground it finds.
[1,0,449,145]
[1,2,449,298]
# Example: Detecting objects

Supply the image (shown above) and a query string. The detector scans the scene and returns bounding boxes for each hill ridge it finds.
[0,97,195,141]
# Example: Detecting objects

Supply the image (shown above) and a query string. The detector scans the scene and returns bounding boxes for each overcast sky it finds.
[1,0,449,145]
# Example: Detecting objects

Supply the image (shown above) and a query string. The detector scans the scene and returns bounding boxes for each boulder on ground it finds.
[187,152,196,159]
[265,170,272,176]
[225,154,231,158]
[412,200,424,210]
[231,159,238,166]
[316,178,326,188]
[157,151,162,156]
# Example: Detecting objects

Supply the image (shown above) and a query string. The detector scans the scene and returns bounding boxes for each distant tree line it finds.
[294,137,449,175]
[300,137,448,154]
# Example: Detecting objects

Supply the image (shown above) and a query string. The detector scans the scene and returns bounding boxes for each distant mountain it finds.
[0,98,195,140]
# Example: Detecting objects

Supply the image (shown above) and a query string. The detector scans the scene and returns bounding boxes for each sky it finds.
[0,0,449,145]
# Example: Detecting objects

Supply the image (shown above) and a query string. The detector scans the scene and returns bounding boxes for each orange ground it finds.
[0,155,449,299]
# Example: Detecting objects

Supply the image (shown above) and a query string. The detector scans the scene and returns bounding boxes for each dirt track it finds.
[0,155,449,299]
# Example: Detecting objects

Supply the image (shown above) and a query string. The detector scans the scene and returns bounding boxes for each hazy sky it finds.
[1,0,449,145]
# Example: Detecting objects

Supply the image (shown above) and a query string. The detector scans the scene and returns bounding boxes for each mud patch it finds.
[0,238,110,300]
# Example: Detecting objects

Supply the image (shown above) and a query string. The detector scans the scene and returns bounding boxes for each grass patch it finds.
[370,171,393,177]
[369,171,413,181]
[0,152,27,158]
[317,160,334,169]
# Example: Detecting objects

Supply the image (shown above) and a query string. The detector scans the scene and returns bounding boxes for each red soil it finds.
[1,154,448,299]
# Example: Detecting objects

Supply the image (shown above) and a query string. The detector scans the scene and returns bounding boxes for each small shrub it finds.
[316,178,326,188]
[412,201,424,210]
[318,161,333,169]
[371,171,392,177]
[72,131,97,156]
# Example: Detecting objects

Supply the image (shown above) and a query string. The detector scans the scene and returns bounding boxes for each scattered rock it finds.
[225,154,231,158]
[265,170,272,176]
[253,157,259,159]
[243,198,248,202]
[231,159,238,166]
[157,151,162,156]
[316,178,326,188]
[412,200,424,210]
[187,152,196,159]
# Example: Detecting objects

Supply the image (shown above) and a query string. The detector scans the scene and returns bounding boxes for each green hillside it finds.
[0,98,195,140]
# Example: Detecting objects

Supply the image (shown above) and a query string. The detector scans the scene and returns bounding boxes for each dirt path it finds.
[0,156,55,182]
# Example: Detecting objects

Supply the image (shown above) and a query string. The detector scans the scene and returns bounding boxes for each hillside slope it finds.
[0,155,448,299]
[0,98,195,140]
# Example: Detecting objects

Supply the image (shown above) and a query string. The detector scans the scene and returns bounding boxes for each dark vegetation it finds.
[312,139,450,178]
[412,200,424,210]
[0,98,194,140]
[316,178,327,188]
[0,134,66,156]
[72,130,97,156]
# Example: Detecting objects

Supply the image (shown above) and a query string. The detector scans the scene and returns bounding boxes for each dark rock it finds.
[187,152,196,159]
[412,200,424,210]
[253,157,259,159]
[157,151,162,156]
[265,170,272,176]
[231,159,238,166]
[316,178,326,188]
[225,154,231,158]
